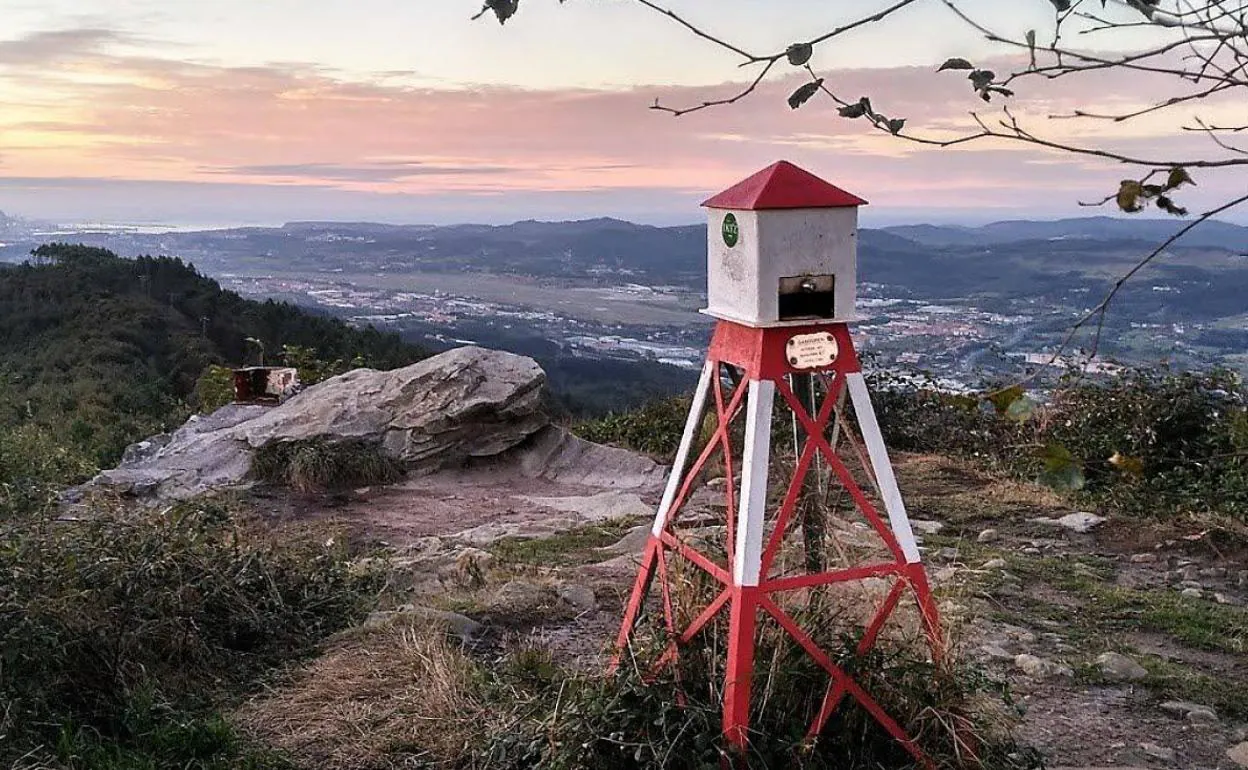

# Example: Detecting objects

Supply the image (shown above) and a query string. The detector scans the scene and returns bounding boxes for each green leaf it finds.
[1108,451,1145,475]
[968,70,996,90]
[987,384,1025,415]
[886,117,906,135]
[1156,195,1188,216]
[838,102,867,118]
[937,58,974,72]
[473,0,520,24]
[1039,443,1086,492]
[1049,0,1072,10]
[787,79,823,109]
[1116,179,1144,213]
[1005,396,1036,423]
[1167,167,1194,189]
[1026,29,1037,68]
[786,42,813,66]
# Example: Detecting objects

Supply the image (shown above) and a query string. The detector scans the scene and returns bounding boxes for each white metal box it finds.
[701,161,866,328]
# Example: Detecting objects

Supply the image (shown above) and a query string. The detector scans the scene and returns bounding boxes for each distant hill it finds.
[883,216,1248,252]
[0,244,427,468]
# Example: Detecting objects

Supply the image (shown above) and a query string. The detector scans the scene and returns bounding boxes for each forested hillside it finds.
[0,244,426,475]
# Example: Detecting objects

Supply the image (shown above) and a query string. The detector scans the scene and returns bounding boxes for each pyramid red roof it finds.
[701,160,867,210]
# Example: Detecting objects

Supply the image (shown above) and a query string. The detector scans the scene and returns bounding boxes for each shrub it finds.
[477,583,1039,770]
[193,364,237,413]
[574,394,692,459]
[251,438,404,493]
[0,499,384,765]
[871,366,1248,520]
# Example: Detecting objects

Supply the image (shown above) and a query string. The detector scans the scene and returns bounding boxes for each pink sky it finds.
[0,3,1242,226]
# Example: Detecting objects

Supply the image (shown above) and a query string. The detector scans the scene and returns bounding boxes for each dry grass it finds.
[236,616,486,769]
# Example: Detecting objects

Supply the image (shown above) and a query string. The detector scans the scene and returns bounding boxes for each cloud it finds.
[208,161,516,182]
[0,31,1241,223]
[0,28,126,65]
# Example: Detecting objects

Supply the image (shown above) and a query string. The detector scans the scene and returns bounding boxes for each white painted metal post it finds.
[651,361,716,536]
[846,372,922,564]
[733,380,775,586]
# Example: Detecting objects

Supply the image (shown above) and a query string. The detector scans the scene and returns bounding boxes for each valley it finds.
[3,212,1246,401]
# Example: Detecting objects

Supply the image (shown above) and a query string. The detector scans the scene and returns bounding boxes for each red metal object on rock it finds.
[611,320,944,766]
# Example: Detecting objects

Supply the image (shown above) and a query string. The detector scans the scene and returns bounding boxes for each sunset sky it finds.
[0,0,1241,226]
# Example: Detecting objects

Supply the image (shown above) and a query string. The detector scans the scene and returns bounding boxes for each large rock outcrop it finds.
[82,346,549,501]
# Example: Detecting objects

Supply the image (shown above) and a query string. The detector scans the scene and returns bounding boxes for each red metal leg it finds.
[723,585,758,750]
[907,562,945,664]
[611,538,660,673]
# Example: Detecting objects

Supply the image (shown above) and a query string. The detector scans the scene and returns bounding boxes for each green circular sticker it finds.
[721,212,740,248]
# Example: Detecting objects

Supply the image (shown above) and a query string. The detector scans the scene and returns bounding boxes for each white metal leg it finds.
[733,379,775,586]
[651,360,715,536]
[846,372,921,564]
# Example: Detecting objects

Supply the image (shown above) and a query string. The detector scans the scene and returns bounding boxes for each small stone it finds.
[1130,553,1158,564]
[1180,580,1204,590]
[363,607,484,643]
[977,528,1000,543]
[601,524,651,555]
[1015,653,1073,680]
[1053,511,1106,533]
[933,567,959,584]
[1003,627,1036,645]
[555,583,597,612]
[1095,651,1147,682]
[937,547,959,561]
[1215,593,1239,606]
[1228,742,1248,769]
[1140,742,1176,762]
[1181,565,1202,581]
[494,579,555,612]
[1160,700,1211,718]
[1238,570,1248,588]
[980,644,1014,661]
[1021,546,1042,556]
[1200,566,1228,579]
[1181,587,1203,599]
[911,519,944,535]
[1186,707,1219,726]
[982,558,1008,570]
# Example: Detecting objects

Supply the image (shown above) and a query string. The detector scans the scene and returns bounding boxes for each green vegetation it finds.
[0,244,420,767]
[574,394,691,457]
[995,554,1247,657]
[251,438,404,493]
[577,367,1248,521]
[872,367,1248,519]
[490,517,643,567]
[0,243,426,476]
[0,496,384,768]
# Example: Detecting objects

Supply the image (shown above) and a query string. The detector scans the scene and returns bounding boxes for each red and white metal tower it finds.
[611,161,945,764]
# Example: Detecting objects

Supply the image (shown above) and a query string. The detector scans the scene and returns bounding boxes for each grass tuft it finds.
[251,438,403,493]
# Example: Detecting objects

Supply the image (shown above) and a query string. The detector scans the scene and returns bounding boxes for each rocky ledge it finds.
[77,346,553,501]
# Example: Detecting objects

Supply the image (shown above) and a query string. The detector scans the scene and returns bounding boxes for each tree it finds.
[476,0,1247,366]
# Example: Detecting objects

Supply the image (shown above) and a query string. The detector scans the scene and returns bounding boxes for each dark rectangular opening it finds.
[778,274,836,321]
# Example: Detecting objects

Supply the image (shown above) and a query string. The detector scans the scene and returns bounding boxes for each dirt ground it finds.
[240,451,1248,770]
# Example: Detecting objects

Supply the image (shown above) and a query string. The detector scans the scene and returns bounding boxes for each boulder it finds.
[1227,742,1248,769]
[77,347,550,501]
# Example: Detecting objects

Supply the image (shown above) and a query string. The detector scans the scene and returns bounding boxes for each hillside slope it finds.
[0,244,427,470]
